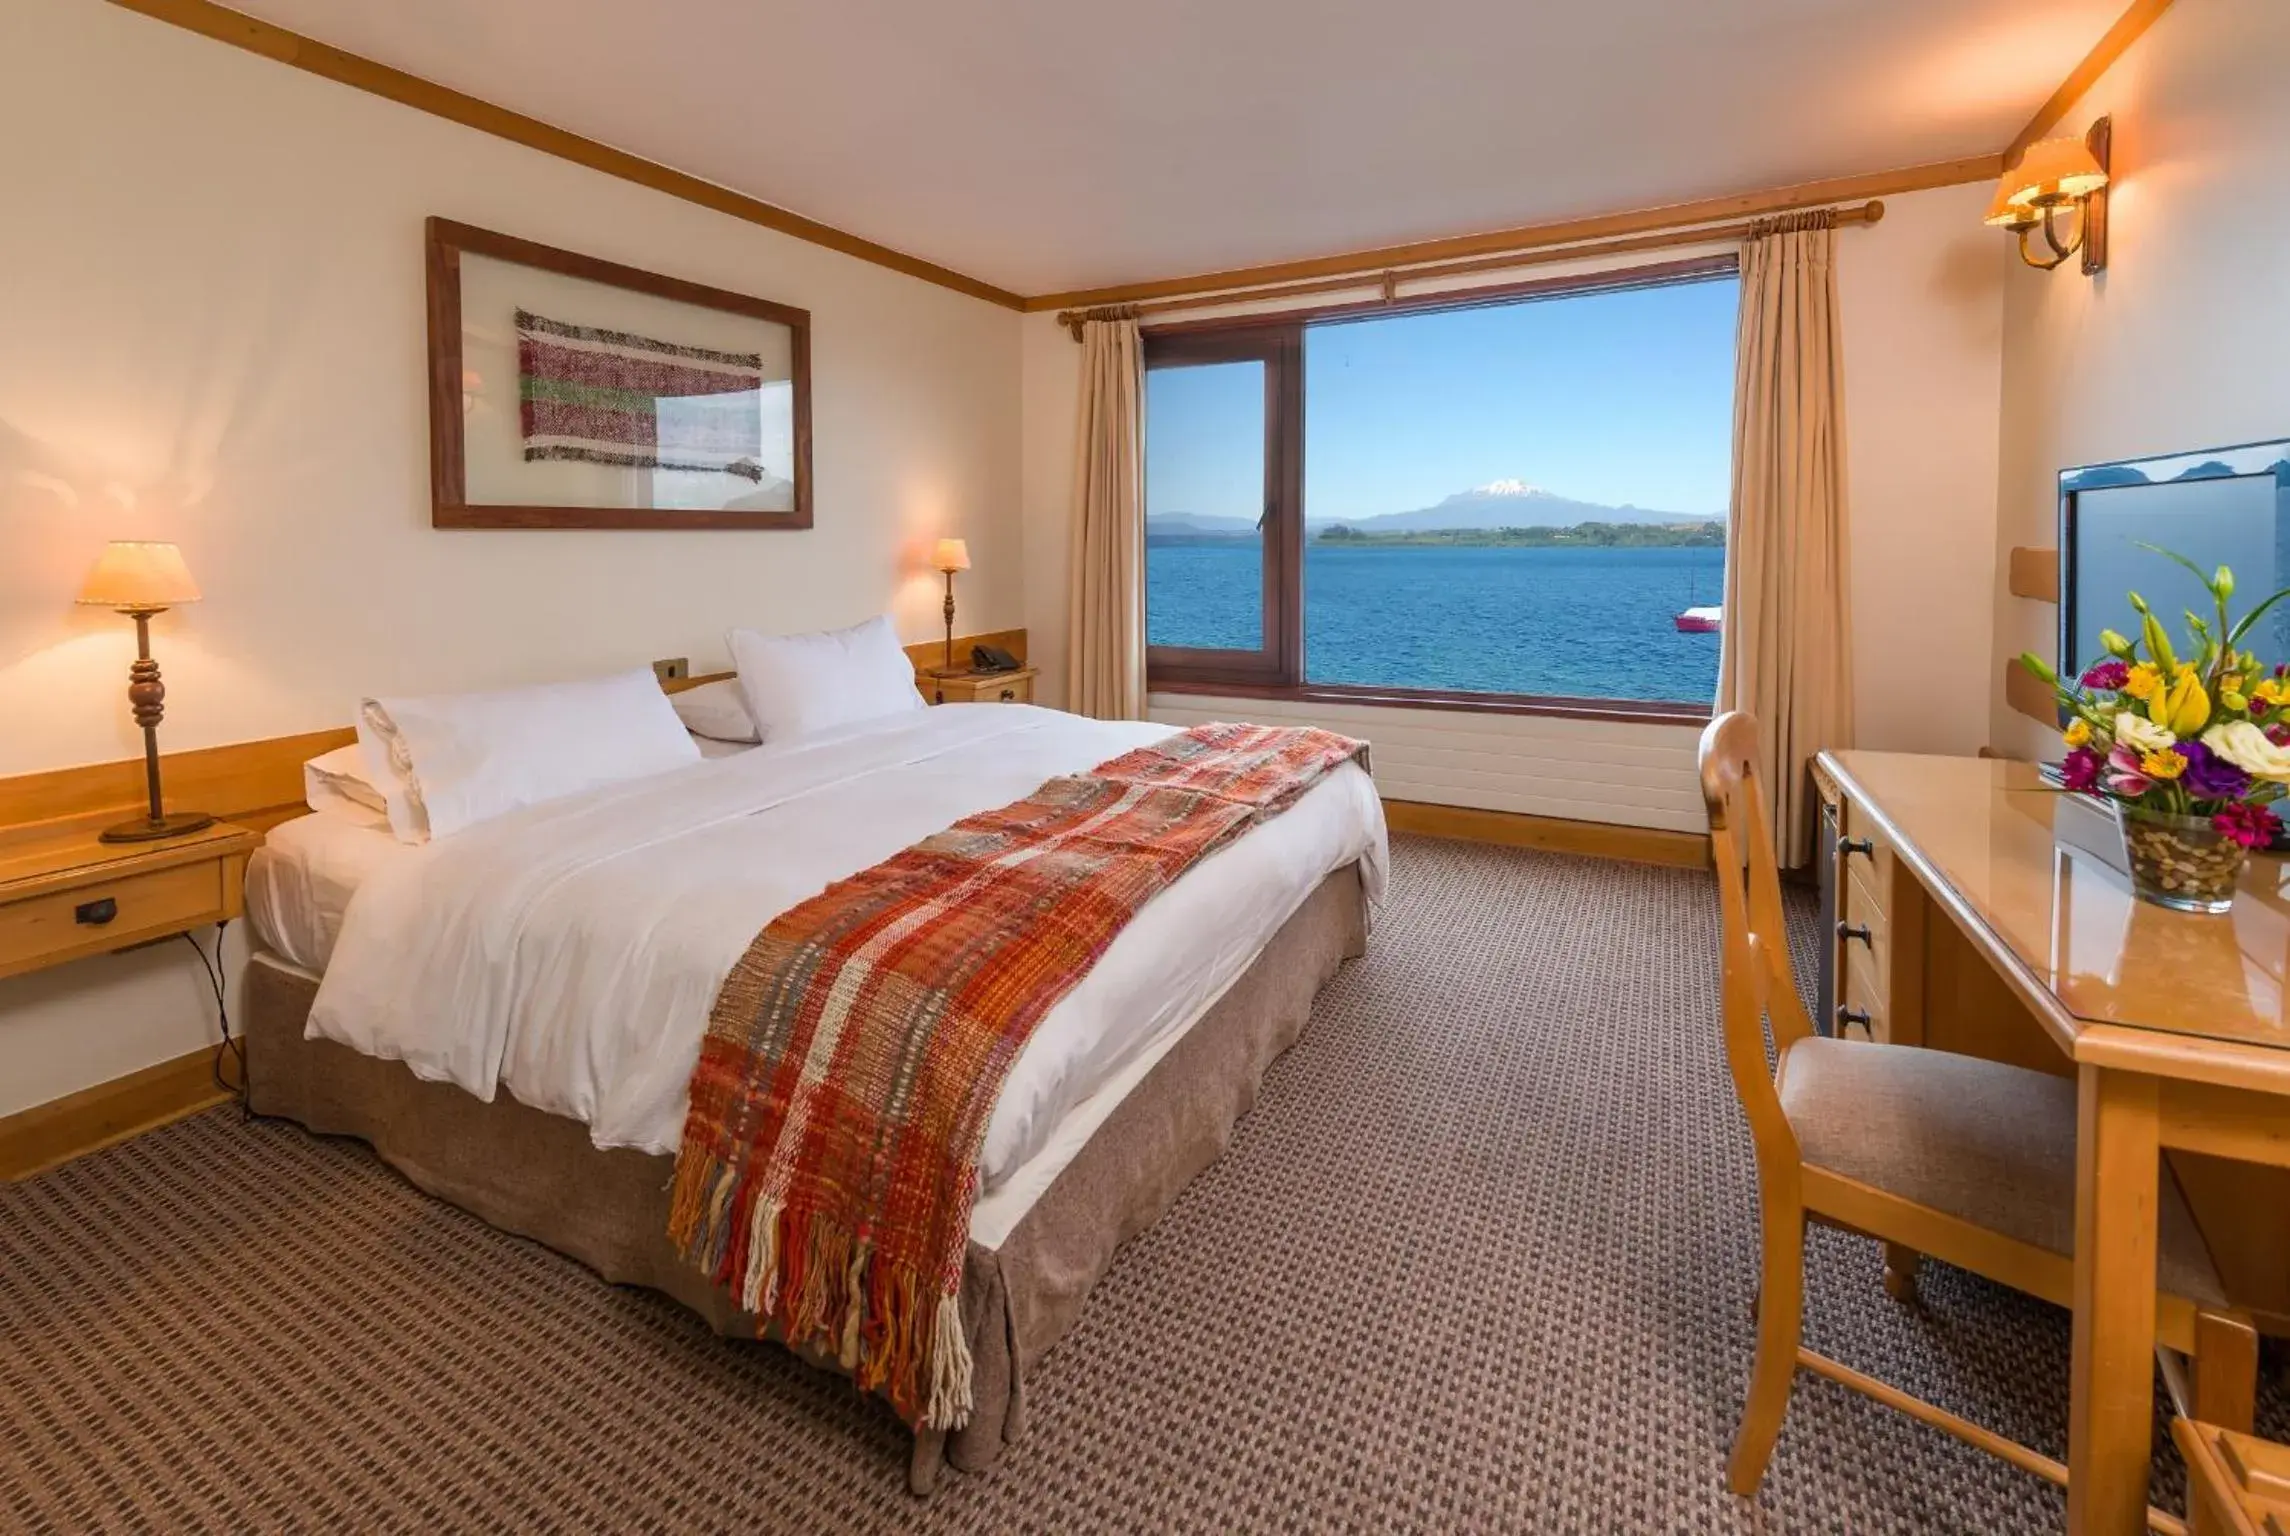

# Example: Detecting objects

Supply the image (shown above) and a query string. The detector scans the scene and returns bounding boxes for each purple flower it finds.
[2212,801,2281,850]
[2060,746,2105,793]
[2080,659,2131,691]
[2176,741,2252,801]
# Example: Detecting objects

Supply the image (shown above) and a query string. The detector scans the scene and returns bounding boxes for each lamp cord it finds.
[179,921,246,1117]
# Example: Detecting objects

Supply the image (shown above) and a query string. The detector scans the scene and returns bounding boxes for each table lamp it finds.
[932,537,970,673]
[77,541,216,842]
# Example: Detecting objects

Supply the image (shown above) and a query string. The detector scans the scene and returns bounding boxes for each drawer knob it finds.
[75,897,120,927]
[1837,837,1875,860]
[998,688,1015,701]
[1836,1006,1872,1037]
[1837,922,1873,948]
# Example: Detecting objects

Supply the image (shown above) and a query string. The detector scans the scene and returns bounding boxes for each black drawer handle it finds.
[1838,837,1875,860]
[1836,1006,1872,1036]
[75,897,119,927]
[998,688,1016,701]
[1837,922,1873,947]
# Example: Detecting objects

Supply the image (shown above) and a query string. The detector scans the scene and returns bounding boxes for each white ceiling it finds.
[229,0,2124,297]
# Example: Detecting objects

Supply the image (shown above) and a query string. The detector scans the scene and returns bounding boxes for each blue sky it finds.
[1144,274,1741,523]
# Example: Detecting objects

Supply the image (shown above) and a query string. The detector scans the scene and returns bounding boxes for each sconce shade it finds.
[2003,136,2110,205]
[933,537,971,573]
[77,541,202,611]
[1983,180,2037,227]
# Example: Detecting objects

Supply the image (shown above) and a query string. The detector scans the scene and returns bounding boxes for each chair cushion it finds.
[1777,1037,2226,1307]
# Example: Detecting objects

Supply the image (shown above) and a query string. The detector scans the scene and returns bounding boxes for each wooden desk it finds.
[1819,751,2290,1536]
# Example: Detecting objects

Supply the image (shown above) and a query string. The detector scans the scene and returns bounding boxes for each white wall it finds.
[1991,0,2290,761]
[1020,181,2006,826]
[0,0,1021,1116]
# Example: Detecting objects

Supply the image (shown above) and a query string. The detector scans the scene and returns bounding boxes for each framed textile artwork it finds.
[425,217,812,529]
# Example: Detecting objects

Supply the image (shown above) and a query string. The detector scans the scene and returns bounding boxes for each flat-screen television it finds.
[2061,438,2290,678]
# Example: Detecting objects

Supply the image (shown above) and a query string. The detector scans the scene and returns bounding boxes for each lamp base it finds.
[99,810,217,844]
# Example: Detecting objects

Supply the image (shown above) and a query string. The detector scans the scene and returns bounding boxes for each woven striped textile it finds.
[516,308,767,480]
[667,722,1369,1432]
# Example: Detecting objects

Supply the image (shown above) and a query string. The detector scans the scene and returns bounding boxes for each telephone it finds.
[971,643,1021,673]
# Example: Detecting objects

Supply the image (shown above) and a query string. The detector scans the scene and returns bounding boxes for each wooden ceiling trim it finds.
[1019,156,2000,312]
[2006,0,2176,164]
[103,0,1026,310]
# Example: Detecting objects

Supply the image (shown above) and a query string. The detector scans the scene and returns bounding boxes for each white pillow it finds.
[669,678,760,743]
[728,615,925,743]
[355,668,701,843]
[303,744,391,828]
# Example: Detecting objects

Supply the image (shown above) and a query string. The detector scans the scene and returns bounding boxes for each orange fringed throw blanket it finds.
[669,722,1368,1428]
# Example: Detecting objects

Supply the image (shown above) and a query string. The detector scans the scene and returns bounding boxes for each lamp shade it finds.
[933,537,971,573]
[1983,179,2039,228]
[77,541,201,611]
[2004,136,2109,205]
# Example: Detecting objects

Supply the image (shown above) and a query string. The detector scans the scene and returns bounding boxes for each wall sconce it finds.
[1985,117,2111,274]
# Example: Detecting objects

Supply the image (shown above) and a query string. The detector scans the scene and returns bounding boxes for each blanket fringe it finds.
[673,1157,974,1430]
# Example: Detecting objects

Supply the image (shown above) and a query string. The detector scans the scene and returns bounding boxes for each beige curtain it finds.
[1719,211,1853,869]
[1066,313,1147,720]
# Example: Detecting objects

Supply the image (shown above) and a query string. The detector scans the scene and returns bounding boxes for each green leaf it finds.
[2227,586,2290,648]
[2136,541,2222,594]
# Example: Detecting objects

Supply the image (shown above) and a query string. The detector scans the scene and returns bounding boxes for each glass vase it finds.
[2114,804,2247,915]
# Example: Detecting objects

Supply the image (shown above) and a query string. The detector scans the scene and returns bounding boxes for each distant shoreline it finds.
[1147,520,1725,550]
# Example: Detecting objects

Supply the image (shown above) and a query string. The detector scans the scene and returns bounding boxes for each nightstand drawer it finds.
[928,669,1036,705]
[0,860,225,978]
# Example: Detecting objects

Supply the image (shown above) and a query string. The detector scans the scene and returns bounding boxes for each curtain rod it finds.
[1059,199,1885,339]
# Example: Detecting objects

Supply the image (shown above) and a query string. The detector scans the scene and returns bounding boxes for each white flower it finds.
[2203,721,2290,783]
[2114,713,2176,755]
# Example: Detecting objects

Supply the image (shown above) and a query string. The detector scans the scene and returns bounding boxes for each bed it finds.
[241,701,1386,1490]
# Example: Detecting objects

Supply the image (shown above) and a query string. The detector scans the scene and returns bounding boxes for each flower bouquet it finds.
[2019,551,2290,914]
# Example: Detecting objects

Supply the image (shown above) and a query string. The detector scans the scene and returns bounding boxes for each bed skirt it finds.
[244,861,1367,1493]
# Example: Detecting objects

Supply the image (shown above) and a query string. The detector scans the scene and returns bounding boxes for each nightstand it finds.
[0,821,258,982]
[926,667,1038,706]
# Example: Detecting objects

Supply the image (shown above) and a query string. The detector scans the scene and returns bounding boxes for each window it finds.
[1142,260,1739,717]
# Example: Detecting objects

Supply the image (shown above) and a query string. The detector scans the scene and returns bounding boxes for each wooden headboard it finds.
[0,627,1029,837]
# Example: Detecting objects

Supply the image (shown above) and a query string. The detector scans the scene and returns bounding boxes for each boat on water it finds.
[1674,605,1722,634]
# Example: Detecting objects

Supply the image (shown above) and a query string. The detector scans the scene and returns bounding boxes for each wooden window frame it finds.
[1142,325,1303,689]
[1140,258,1734,724]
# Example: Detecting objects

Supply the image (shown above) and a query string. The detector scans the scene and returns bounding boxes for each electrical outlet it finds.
[653,657,689,682]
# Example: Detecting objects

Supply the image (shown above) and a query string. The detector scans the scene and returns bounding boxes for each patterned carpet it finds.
[4,835,2281,1532]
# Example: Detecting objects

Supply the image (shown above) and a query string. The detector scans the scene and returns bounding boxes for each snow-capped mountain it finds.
[1146,480,1720,538]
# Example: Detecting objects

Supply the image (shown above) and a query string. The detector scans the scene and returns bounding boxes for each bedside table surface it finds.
[0,820,260,903]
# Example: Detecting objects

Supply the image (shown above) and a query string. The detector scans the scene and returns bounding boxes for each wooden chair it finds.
[2176,1417,2290,1535]
[1699,712,2258,1521]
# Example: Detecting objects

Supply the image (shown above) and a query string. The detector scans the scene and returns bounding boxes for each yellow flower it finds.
[2222,674,2246,698]
[2063,718,2092,748]
[2257,679,2288,707]
[2123,664,2162,701]
[2141,749,2186,781]
[2150,667,2212,735]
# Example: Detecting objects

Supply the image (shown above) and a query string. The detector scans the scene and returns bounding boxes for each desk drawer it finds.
[1839,874,1889,1018]
[1838,798,1894,904]
[1838,963,1888,1042]
[0,861,224,976]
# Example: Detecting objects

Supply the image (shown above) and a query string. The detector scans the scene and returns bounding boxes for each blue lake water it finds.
[1146,542,1724,703]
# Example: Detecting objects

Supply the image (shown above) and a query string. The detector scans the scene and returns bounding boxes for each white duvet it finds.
[308,704,1387,1191]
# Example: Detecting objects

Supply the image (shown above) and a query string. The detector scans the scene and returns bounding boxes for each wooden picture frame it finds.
[425,217,813,530]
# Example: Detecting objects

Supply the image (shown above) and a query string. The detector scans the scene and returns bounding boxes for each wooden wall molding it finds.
[103,0,1023,310]
[2008,547,2062,603]
[0,1046,229,1182]
[0,728,354,838]
[1,629,1029,837]
[1022,157,1999,313]
[104,0,2158,320]
[2007,0,2175,164]
[1382,798,1709,870]
[2005,659,2062,728]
